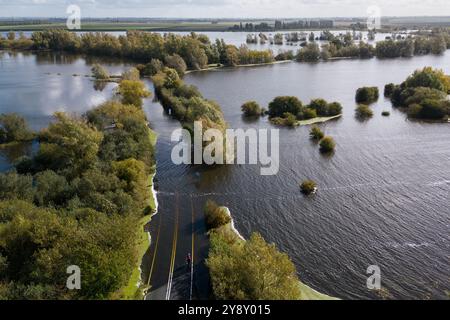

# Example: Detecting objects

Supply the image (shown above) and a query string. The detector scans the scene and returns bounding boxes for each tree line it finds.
[0,74,156,299]
[297,29,450,62]
[2,29,449,67]
[1,30,276,70]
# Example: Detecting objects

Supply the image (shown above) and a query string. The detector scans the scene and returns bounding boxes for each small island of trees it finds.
[300,180,317,195]
[386,67,450,120]
[355,87,379,104]
[268,96,342,127]
[319,136,336,153]
[241,101,263,117]
[0,113,34,145]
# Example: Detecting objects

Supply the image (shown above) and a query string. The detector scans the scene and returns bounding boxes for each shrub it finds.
[355,104,374,119]
[205,200,231,230]
[300,180,317,195]
[384,83,396,97]
[303,108,317,120]
[407,104,423,118]
[418,99,448,119]
[140,59,164,77]
[327,102,343,116]
[308,99,342,117]
[355,87,379,104]
[268,96,303,118]
[165,54,187,77]
[91,64,110,80]
[297,43,321,62]
[404,67,450,93]
[121,67,140,81]
[207,232,302,300]
[0,113,33,143]
[309,126,324,140]
[308,99,328,116]
[283,113,297,127]
[319,136,336,153]
[241,101,262,117]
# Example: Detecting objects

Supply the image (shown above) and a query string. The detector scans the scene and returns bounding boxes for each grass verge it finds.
[115,128,158,300]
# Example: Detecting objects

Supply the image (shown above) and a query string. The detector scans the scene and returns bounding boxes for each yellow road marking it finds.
[190,197,195,300]
[147,210,162,287]
[166,193,179,300]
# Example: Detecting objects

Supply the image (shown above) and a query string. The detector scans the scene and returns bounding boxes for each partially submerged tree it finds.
[91,64,110,80]
[0,113,33,144]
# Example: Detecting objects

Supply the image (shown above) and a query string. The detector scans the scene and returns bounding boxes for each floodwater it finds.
[0,49,449,299]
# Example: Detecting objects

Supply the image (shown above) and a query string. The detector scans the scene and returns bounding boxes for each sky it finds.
[0,0,449,18]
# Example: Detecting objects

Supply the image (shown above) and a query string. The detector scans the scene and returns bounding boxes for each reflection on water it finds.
[0,50,449,300]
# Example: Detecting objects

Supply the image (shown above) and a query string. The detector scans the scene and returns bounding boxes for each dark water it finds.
[151,53,450,300]
[0,50,449,299]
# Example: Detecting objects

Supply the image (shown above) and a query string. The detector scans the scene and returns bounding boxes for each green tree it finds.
[7,31,15,41]
[0,171,34,202]
[319,136,336,153]
[91,64,110,80]
[297,43,321,62]
[300,180,317,195]
[112,158,149,210]
[404,67,450,93]
[355,104,374,119]
[121,67,140,81]
[309,126,324,140]
[0,114,33,144]
[34,170,71,207]
[207,232,302,300]
[37,112,103,177]
[268,96,303,118]
[355,87,379,104]
[165,54,187,77]
[115,80,151,107]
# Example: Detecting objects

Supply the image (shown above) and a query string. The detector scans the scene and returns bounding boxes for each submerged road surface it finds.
[144,192,211,300]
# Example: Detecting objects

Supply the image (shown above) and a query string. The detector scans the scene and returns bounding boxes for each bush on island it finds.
[309,126,325,140]
[300,180,317,195]
[205,200,231,230]
[241,101,262,117]
[355,86,379,104]
[319,136,336,153]
[355,104,374,119]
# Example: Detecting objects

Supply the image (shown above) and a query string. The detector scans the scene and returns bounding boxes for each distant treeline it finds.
[1,29,449,67]
[0,30,275,69]
[297,29,450,62]
[229,20,334,31]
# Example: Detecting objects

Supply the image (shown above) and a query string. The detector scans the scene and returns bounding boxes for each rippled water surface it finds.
[0,50,449,299]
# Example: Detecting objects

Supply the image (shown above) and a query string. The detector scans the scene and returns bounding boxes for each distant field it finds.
[0,22,239,32]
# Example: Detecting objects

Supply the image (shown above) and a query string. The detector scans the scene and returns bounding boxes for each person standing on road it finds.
[186,253,192,268]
